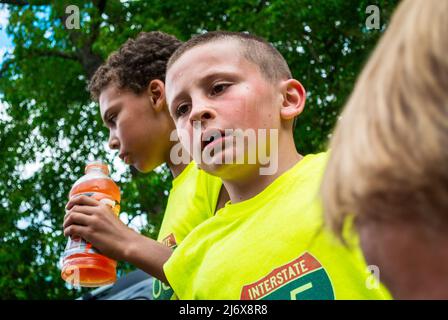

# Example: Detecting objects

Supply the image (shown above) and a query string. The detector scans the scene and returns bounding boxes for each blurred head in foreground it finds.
[321,0,448,299]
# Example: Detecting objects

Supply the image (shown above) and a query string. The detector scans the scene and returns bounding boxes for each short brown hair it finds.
[321,0,448,238]
[167,31,292,83]
[89,31,182,101]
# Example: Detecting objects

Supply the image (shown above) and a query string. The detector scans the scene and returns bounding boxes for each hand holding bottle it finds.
[64,194,138,262]
[61,161,122,287]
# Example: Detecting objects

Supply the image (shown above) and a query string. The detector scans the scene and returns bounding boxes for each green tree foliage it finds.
[0,0,399,299]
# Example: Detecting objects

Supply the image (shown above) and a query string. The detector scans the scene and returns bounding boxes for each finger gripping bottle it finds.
[61,161,121,288]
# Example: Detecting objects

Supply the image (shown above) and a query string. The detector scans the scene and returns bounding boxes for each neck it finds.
[224,136,302,203]
[166,160,188,178]
[165,149,189,178]
[389,244,448,299]
[360,221,448,299]
[393,272,448,299]
[164,140,189,178]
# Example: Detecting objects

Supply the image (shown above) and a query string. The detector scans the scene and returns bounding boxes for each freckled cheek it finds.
[218,94,252,122]
[240,99,275,129]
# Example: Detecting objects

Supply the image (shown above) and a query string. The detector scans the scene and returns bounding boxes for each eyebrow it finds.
[198,70,240,87]
[101,104,120,127]
[170,70,240,108]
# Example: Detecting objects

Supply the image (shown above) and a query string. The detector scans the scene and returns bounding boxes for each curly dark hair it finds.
[89,31,182,101]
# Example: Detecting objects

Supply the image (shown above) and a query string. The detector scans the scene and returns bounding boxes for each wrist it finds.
[121,229,142,263]
[119,231,172,283]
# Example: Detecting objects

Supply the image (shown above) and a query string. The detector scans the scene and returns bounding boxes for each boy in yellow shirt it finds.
[62,31,225,299]
[163,31,391,299]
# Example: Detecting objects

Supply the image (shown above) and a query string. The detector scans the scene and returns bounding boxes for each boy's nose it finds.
[108,136,120,150]
[189,104,216,123]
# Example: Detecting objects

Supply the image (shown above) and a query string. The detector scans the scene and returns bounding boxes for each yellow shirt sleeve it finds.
[154,161,222,300]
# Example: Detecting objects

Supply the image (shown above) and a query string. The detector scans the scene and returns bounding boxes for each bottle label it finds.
[63,192,119,258]
[64,237,99,256]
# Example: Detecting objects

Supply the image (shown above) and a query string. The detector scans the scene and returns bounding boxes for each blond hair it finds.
[321,0,448,238]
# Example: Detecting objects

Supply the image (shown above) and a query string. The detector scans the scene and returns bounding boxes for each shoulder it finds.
[288,151,329,185]
[301,152,329,171]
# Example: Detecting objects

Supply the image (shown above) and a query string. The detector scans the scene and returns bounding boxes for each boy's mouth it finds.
[119,152,131,164]
[201,129,226,152]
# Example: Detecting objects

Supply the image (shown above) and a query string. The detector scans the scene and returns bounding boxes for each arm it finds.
[64,195,172,284]
[123,232,172,284]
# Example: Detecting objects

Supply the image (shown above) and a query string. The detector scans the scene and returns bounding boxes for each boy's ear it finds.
[147,79,166,112]
[279,79,306,120]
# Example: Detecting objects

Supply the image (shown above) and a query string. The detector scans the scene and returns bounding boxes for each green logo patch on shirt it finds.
[240,252,335,300]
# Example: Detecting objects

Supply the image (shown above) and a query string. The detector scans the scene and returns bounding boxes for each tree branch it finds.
[1,1,106,78]
[0,0,29,5]
[303,36,320,63]
[0,0,50,6]
[88,0,107,45]
[0,58,13,78]
[0,49,78,78]
[254,0,268,14]
[56,8,105,79]
[28,48,78,60]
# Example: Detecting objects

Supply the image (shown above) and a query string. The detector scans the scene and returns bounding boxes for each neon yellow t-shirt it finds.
[164,153,392,300]
[152,161,222,300]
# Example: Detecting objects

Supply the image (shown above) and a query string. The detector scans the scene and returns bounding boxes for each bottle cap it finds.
[85,161,110,175]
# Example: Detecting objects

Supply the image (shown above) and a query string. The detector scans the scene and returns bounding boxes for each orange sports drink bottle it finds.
[61,161,121,287]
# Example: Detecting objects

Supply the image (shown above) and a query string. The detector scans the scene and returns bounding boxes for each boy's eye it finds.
[210,83,230,96]
[176,103,190,118]
[108,115,117,125]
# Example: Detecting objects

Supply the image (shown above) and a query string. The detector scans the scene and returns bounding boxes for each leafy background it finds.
[0,0,399,299]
